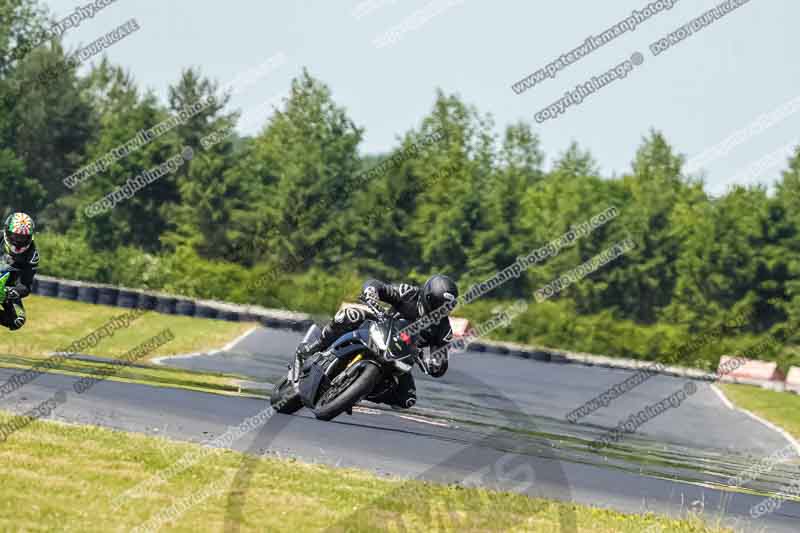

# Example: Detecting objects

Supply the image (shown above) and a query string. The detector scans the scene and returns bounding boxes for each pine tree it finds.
[73,61,180,251]
[239,69,363,271]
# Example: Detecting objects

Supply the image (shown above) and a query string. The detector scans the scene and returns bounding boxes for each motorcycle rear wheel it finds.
[314,363,381,421]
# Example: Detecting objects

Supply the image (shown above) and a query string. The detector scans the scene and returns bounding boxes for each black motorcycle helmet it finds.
[417,274,459,317]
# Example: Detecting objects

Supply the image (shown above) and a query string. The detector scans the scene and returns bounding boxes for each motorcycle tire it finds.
[270,377,303,415]
[313,363,381,422]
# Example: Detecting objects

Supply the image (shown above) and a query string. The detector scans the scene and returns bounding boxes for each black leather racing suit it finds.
[315,279,454,409]
[0,239,39,330]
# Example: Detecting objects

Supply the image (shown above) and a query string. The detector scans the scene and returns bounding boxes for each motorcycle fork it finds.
[326,354,363,387]
[345,354,363,370]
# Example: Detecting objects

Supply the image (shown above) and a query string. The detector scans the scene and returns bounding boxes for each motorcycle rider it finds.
[293,275,459,409]
[0,213,39,331]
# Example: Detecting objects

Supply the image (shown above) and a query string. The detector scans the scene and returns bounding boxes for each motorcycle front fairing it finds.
[298,360,329,408]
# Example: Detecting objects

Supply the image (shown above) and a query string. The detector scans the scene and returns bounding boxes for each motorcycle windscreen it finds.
[388,331,417,359]
[374,318,417,360]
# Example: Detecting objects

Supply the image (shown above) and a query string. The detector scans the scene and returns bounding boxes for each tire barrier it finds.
[117,289,140,309]
[260,318,281,329]
[36,278,59,298]
[31,275,318,335]
[57,282,79,301]
[237,313,260,323]
[219,310,241,322]
[294,320,314,332]
[97,287,119,306]
[195,305,219,320]
[155,297,177,315]
[528,350,555,362]
[136,293,158,311]
[77,285,98,304]
[175,299,196,316]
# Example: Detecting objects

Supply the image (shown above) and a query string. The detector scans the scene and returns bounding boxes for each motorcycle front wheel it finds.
[313,363,381,421]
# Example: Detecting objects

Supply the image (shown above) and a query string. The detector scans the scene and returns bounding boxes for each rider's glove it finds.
[362,286,380,306]
[4,287,20,302]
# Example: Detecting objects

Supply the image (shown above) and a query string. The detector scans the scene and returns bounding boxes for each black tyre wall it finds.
[36,279,59,297]
[77,286,98,304]
[97,287,119,306]
[57,283,78,301]
[155,297,177,315]
[137,294,158,311]
[175,300,195,316]
[117,289,139,309]
[195,305,219,319]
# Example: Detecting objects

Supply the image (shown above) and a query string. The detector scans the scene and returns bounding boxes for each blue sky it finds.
[45,0,800,196]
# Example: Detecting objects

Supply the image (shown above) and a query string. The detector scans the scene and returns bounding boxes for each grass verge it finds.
[0,295,256,361]
[719,383,800,443]
[0,353,263,397]
[0,413,731,532]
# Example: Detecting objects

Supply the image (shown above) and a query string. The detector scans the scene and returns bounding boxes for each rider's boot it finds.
[291,338,325,381]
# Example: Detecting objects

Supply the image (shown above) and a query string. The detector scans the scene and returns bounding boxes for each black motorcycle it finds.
[270,296,435,421]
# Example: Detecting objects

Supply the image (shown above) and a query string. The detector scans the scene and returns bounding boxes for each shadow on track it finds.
[221,366,577,532]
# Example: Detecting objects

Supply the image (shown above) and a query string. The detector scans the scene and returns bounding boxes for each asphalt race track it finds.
[2,326,799,532]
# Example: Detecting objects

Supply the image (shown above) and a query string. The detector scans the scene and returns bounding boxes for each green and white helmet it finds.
[4,212,35,255]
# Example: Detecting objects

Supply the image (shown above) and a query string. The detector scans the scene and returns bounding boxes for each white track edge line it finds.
[149,326,256,366]
[711,383,800,456]
[710,383,735,409]
[222,326,259,352]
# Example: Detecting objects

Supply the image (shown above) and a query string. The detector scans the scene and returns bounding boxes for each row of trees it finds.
[3,0,800,367]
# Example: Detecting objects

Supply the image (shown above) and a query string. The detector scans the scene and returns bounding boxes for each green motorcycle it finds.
[0,264,24,324]
[0,264,16,290]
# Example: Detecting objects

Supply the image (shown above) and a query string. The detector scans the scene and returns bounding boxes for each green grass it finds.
[0,353,263,397]
[0,413,731,532]
[719,383,800,442]
[0,295,256,362]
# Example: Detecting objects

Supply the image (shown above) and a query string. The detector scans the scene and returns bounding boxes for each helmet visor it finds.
[7,232,31,252]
